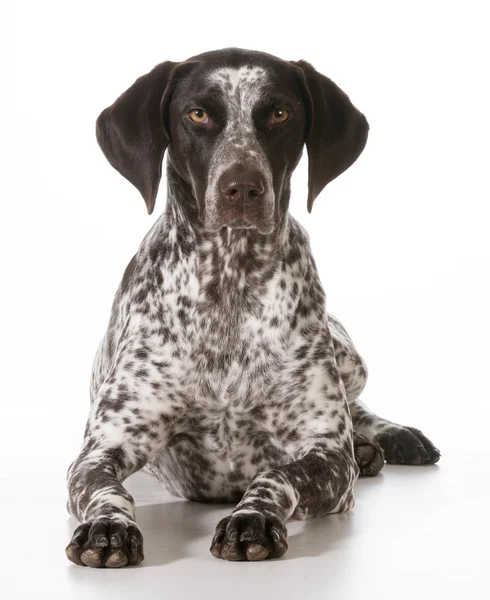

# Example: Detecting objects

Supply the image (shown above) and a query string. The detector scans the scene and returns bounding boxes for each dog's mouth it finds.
[202,195,276,234]
[210,213,275,235]
[226,219,276,236]
[225,216,256,229]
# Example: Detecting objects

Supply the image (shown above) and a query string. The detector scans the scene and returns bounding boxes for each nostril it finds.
[224,188,239,200]
[248,188,261,200]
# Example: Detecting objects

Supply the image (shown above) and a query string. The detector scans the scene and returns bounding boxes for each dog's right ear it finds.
[96,61,191,215]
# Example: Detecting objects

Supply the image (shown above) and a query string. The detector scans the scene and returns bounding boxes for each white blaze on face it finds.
[203,66,275,230]
[211,66,266,124]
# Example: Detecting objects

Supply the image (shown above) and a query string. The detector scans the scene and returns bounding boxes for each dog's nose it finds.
[219,171,265,203]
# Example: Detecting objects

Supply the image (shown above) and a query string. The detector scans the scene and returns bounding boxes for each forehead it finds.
[208,66,269,99]
[175,57,299,106]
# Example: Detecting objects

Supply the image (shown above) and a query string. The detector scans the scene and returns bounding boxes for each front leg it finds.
[66,373,171,568]
[210,441,357,561]
[211,340,358,561]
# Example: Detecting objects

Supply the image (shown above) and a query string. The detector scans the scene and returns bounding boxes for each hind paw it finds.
[375,426,440,465]
[353,432,385,476]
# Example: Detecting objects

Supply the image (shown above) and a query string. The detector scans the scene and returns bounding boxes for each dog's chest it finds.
[161,235,291,385]
[142,221,320,441]
[188,273,291,410]
[171,247,295,429]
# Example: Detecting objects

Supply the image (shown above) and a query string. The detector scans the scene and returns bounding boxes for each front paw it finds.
[376,426,441,465]
[210,512,288,561]
[66,518,144,568]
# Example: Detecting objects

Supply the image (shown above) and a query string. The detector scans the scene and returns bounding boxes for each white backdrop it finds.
[3,0,490,592]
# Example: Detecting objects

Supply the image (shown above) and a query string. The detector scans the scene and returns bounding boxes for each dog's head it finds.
[97,48,368,233]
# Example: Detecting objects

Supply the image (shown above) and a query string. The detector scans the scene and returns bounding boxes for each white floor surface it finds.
[3,447,488,600]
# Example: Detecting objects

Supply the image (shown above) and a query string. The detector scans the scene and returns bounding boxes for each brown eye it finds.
[271,108,289,124]
[188,109,208,124]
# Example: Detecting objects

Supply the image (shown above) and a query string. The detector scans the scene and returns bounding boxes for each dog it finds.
[66,48,440,568]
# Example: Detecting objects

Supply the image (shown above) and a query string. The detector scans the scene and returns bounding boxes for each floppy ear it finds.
[96,61,178,215]
[292,60,369,213]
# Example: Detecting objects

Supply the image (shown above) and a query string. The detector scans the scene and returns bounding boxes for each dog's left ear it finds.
[291,60,369,213]
[96,61,194,215]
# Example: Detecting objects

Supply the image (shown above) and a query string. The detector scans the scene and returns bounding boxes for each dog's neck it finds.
[163,164,292,267]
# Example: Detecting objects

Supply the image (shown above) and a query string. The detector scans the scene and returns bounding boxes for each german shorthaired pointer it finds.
[66,48,440,568]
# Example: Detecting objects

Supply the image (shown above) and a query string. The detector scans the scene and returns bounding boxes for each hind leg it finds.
[330,314,441,467]
[328,316,384,475]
